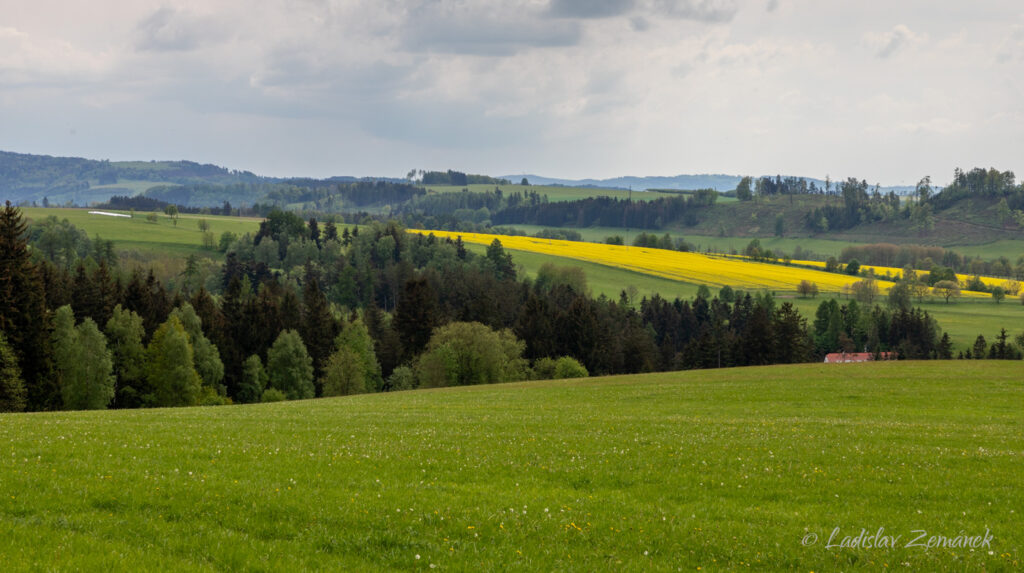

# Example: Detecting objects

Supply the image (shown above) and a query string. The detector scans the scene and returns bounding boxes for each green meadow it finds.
[21,207,262,257]
[1,362,1020,571]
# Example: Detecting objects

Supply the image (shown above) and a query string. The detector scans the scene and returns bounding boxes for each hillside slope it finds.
[1,362,1020,571]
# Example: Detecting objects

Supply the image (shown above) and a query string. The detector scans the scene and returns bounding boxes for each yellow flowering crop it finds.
[788,259,1009,293]
[410,230,937,295]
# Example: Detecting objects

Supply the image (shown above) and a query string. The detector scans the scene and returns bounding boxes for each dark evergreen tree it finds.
[485,239,516,281]
[308,217,321,247]
[972,334,987,359]
[364,304,403,379]
[301,269,339,394]
[936,332,953,359]
[0,202,54,410]
[0,331,27,412]
[394,277,439,359]
[323,220,338,243]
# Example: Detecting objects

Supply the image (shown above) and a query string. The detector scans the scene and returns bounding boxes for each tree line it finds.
[490,190,718,229]
[3,203,1022,414]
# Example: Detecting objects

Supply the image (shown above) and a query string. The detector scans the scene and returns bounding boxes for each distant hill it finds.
[507,173,915,195]
[0,150,405,206]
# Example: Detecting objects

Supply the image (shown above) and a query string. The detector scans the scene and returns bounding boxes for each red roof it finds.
[823,352,894,363]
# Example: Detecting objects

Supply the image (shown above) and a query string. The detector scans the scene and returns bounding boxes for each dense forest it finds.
[3,202,1021,414]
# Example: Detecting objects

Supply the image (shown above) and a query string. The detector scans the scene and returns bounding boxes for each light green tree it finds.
[237,354,268,403]
[105,305,147,407]
[169,303,225,394]
[146,315,202,407]
[416,322,527,388]
[52,305,115,410]
[321,318,382,397]
[267,329,315,400]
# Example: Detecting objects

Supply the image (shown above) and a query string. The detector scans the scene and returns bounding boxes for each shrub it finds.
[553,357,588,379]
[260,388,287,403]
[387,366,417,391]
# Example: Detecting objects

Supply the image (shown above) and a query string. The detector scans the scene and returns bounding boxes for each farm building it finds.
[823,352,895,363]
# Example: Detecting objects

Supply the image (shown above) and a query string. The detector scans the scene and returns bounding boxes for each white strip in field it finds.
[88,211,131,218]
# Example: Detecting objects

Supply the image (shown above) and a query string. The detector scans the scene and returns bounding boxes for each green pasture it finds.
[88,180,178,195]
[1,361,1020,571]
[945,239,1024,261]
[21,207,262,257]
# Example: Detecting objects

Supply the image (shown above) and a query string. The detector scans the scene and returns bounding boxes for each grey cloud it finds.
[359,98,540,149]
[548,0,635,19]
[649,0,738,23]
[401,3,581,55]
[135,7,214,52]
[874,24,916,58]
[630,16,650,31]
[766,0,779,13]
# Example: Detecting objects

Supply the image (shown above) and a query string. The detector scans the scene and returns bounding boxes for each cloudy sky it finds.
[2,1,1022,185]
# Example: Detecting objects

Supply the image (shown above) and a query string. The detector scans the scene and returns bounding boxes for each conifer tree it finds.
[301,270,339,393]
[394,277,439,359]
[0,331,27,413]
[0,201,54,410]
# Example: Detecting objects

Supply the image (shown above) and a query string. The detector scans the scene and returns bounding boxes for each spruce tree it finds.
[0,331,27,412]
[0,201,54,410]
[301,271,339,393]
[394,277,439,359]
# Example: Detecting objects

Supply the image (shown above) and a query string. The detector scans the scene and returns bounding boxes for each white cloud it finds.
[0,26,111,85]
[1,1,1022,183]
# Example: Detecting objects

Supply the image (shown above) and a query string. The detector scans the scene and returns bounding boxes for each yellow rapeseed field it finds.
[788,259,1015,292]
[410,230,980,296]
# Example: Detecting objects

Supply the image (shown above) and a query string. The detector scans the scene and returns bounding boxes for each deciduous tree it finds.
[146,316,202,407]
[52,305,115,410]
[267,329,315,400]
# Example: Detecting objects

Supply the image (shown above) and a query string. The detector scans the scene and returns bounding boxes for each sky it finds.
[1,0,1023,185]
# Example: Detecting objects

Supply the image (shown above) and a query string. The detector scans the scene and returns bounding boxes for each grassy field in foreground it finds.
[21,207,262,257]
[1,362,1021,571]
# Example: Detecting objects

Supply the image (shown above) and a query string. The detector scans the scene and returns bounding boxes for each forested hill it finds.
[511,172,916,194]
[0,150,406,206]
[0,150,268,203]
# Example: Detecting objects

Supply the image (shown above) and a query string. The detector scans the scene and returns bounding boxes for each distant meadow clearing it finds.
[1,361,1020,571]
